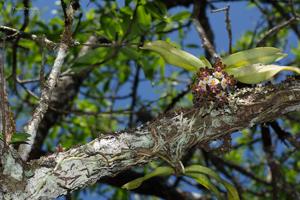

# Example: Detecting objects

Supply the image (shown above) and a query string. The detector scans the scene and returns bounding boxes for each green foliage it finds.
[225,64,300,84]
[142,41,300,84]
[222,47,287,68]
[3,0,300,199]
[122,166,174,190]
[141,40,208,71]
[185,165,239,200]
[187,173,222,199]
[0,132,30,144]
[123,165,239,200]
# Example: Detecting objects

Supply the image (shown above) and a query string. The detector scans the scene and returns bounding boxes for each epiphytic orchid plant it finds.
[141,40,300,106]
[141,40,300,84]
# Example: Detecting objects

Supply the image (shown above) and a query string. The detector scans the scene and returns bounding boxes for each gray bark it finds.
[1,79,300,199]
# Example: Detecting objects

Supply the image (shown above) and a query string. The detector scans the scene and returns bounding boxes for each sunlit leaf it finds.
[225,64,300,84]
[73,48,107,65]
[200,57,212,68]
[141,40,208,71]
[187,172,222,199]
[185,165,239,200]
[223,47,287,68]
[137,5,151,31]
[170,11,191,21]
[145,1,167,20]
[122,166,174,190]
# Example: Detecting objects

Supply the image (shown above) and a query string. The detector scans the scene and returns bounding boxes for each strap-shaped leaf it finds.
[141,40,208,71]
[122,166,174,190]
[200,57,212,68]
[185,165,240,200]
[225,64,300,84]
[223,47,287,68]
[187,172,222,199]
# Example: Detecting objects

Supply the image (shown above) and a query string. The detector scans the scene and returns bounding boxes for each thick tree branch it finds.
[3,79,300,199]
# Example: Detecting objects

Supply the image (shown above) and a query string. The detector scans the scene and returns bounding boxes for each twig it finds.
[270,1,300,38]
[18,1,77,160]
[192,1,219,59]
[261,125,280,200]
[0,38,16,146]
[49,107,131,116]
[16,78,40,84]
[0,25,57,50]
[289,0,299,18]
[10,0,30,90]
[0,39,7,146]
[256,17,298,46]
[211,5,232,54]
[128,64,141,128]
[16,77,40,99]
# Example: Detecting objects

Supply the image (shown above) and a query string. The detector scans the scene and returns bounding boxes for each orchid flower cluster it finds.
[192,59,236,107]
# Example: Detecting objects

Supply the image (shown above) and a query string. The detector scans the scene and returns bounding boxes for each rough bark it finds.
[1,78,300,199]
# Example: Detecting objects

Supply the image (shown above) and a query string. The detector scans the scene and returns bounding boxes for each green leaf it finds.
[122,166,174,190]
[73,48,107,65]
[187,172,222,199]
[0,132,31,144]
[145,1,167,20]
[141,40,208,71]
[185,165,239,200]
[200,57,212,68]
[120,47,141,60]
[137,5,151,31]
[225,64,300,84]
[170,11,191,21]
[223,47,287,68]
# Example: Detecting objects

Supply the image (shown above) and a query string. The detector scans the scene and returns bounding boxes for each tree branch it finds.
[3,79,300,199]
[17,2,76,160]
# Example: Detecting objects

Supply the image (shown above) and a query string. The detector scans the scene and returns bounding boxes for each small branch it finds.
[0,39,15,146]
[192,1,219,59]
[256,17,298,47]
[0,25,57,49]
[18,2,77,160]
[18,45,69,160]
[128,64,141,128]
[261,125,279,200]
[211,5,232,54]
[0,40,7,145]
[207,152,270,185]
[164,88,190,113]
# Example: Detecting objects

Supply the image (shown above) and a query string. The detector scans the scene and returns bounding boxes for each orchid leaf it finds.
[223,47,287,68]
[185,165,239,200]
[225,64,300,84]
[122,166,174,190]
[141,40,208,71]
[200,57,212,68]
[187,172,222,199]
